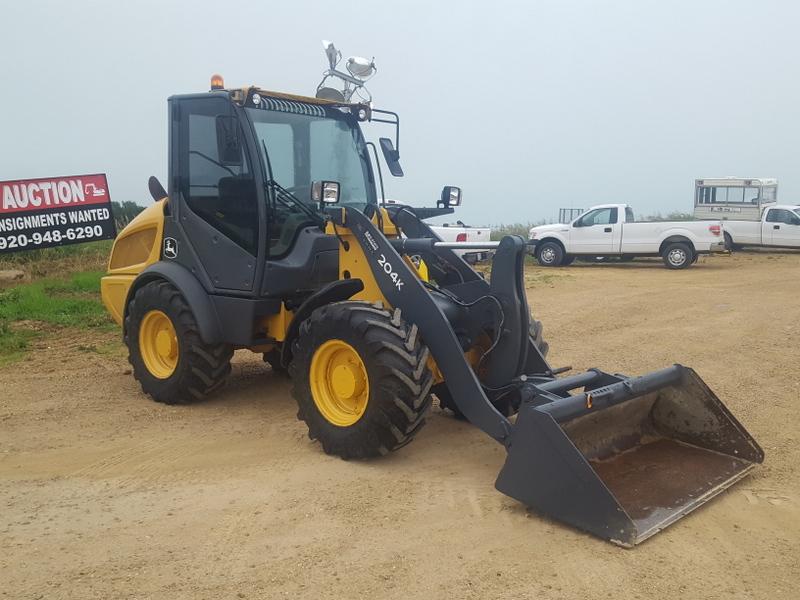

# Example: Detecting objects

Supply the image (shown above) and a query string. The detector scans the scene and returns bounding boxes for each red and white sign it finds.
[0,173,116,254]
[1,173,110,214]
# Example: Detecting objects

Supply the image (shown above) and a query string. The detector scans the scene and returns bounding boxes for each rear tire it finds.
[125,281,233,404]
[662,242,693,269]
[561,254,576,266]
[536,241,564,267]
[290,301,433,459]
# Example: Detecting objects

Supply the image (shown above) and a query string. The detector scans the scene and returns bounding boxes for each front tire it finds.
[290,302,433,459]
[125,281,233,404]
[662,242,693,269]
[536,241,564,267]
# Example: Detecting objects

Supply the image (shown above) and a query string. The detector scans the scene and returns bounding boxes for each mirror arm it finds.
[371,109,400,155]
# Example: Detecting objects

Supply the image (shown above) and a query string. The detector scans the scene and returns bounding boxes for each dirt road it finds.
[2,252,799,599]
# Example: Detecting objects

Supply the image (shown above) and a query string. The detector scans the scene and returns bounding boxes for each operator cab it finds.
[159,76,393,302]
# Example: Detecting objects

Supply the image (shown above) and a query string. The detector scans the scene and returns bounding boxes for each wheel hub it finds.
[669,249,686,266]
[139,310,178,379]
[541,248,555,263]
[310,340,369,427]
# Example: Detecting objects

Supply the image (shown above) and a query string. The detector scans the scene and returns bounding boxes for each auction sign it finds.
[0,173,116,254]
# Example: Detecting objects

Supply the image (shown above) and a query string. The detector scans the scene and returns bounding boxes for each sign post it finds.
[0,173,116,254]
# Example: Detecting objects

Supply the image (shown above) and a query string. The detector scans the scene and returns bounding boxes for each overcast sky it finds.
[2,0,798,225]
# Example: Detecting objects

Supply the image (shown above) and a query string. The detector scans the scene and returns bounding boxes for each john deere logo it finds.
[163,237,178,259]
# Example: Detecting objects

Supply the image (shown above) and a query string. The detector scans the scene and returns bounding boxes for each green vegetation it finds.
[111,200,145,229]
[0,270,112,366]
[491,222,546,241]
[641,211,695,222]
[0,240,112,279]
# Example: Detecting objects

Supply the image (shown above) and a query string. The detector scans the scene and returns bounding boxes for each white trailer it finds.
[693,177,778,222]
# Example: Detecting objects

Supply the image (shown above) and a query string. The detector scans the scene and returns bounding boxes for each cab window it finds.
[576,207,618,227]
[185,103,257,255]
[767,209,800,225]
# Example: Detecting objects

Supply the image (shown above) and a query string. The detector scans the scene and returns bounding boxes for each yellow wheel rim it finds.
[310,339,369,427]
[139,310,179,379]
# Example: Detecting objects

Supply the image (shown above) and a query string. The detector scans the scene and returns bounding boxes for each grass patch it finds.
[0,321,37,367]
[0,270,112,365]
[0,240,111,281]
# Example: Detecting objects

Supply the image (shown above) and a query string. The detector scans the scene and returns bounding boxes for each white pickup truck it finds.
[528,204,726,269]
[722,204,800,250]
[383,199,492,263]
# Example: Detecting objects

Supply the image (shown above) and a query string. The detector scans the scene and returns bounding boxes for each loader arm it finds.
[327,205,514,442]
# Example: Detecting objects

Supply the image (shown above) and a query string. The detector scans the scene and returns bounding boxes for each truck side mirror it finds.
[215,116,243,166]
[311,180,341,206]
[439,186,462,207]
[379,137,404,177]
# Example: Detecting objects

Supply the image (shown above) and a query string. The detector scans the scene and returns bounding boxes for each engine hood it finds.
[529,223,569,239]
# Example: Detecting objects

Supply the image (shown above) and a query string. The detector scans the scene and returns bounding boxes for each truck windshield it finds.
[246,107,376,211]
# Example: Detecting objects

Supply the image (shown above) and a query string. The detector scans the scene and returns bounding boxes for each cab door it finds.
[166,96,264,292]
[569,207,620,253]
[764,208,800,248]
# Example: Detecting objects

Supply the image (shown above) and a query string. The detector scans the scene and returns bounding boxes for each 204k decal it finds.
[377,254,404,291]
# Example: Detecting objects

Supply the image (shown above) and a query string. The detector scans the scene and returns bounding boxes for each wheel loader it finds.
[101,76,763,547]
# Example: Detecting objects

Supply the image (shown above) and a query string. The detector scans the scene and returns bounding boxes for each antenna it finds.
[315,40,376,103]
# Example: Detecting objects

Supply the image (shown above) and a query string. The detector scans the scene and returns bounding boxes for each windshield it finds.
[246,107,376,211]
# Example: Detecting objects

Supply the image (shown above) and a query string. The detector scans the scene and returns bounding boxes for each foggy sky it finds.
[2,0,799,225]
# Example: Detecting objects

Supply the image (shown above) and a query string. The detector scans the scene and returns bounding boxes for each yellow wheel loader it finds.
[101,77,763,546]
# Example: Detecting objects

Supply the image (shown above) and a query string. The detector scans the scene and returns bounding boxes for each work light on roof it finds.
[315,40,376,104]
[210,74,225,90]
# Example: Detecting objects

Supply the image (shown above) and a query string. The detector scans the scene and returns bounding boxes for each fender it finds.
[536,233,568,251]
[125,261,222,344]
[658,234,694,254]
[279,278,364,367]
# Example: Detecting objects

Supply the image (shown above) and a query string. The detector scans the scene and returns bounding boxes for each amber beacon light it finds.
[210,74,225,90]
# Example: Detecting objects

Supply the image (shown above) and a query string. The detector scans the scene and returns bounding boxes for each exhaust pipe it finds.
[495,365,763,546]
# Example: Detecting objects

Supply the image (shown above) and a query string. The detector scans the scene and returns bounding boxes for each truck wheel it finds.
[290,301,433,459]
[125,281,233,404]
[561,255,576,266]
[536,241,564,267]
[662,242,693,269]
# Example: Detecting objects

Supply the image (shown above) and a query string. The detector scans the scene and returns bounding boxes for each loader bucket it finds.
[495,365,763,547]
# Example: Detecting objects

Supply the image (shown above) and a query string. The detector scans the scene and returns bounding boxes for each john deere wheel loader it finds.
[101,76,763,547]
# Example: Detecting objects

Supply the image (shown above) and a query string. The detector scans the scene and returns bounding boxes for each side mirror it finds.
[215,116,242,166]
[379,137,404,177]
[439,186,462,208]
[311,180,341,206]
